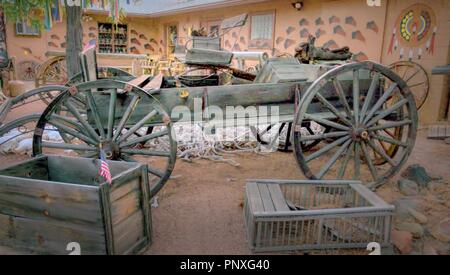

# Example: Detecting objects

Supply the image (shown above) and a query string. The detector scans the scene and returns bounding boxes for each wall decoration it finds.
[131,38,141,46]
[159,48,162,53]
[323,40,338,50]
[276,37,284,45]
[417,48,423,59]
[139,34,148,40]
[225,40,231,48]
[88,33,96,38]
[238,36,245,45]
[345,16,357,27]
[21,47,33,55]
[427,26,437,54]
[396,3,436,48]
[300,29,310,38]
[131,29,139,36]
[333,25,345,36]
[284,39,296,49]
[47,42,58,48]
[353,52,368,61]
[130,46,140,54]
[387,28,396,54]
[366,21,378,33]
[286,26,295,35]
[89,27,97,32]
[329,16,340,24]
[50,34,60,40]
[299,18,309,26]
[315,29,325,38]
[352,31,365,42]
[315,17,324,26]
[399,48,404,59]
[232,44,241,51]
[60,42,66,48]
[232,32,238,39]
[149,38,158,45]
[144,43,155,51]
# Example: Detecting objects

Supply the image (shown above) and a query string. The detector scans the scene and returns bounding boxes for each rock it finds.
[391,230,413,254]
[406,207,428,224]
[423,242,438,255]
[401,164,432,189]
[397,179,419,196]
[395,222,424,238]
[431,218,450,242]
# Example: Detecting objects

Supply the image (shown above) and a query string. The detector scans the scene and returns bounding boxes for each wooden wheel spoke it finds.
[360,72,380,123]
[353,69,360,124]
[361,141,378,181]
[405,68,421,83]
[365,98,408,128]
[304,113,349,131]
[316,93,352,126]
[121,149,171,157]
[299,131,348,142]
[353,142,361,180]
[64,100,100,142]
[337,142,353,179]
[371,133,407,147]
[42,142,98,152]
[367,120,412,132]
[119,128,169,148]
[363,82,398,125]
[47,118,97,145]
[85,91,106,139]
[305,135,350,163]
[113,95,140,142]
[316,139,352,179]
[408,81,426,88]
[107,90,117,140]
[367,140,397,167]
[332,78,353,119]
[118,110,158,143]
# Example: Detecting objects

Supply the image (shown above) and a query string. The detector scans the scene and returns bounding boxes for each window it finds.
[15,20,40,36]
[249,12,274,48]
[98,23,128,54]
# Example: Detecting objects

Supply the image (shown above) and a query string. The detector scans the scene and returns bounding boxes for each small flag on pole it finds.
[99,149,112,185]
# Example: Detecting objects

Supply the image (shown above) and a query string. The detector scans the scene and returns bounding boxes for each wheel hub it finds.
[351,128,369,141]
[100,140,120,160]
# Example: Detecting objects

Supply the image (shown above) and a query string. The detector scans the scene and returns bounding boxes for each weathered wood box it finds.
[244,180,394,252]
[0,155,152,255]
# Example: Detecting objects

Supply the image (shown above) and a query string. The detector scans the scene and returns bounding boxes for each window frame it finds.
[15,20,40,37]
[248,10,276,50]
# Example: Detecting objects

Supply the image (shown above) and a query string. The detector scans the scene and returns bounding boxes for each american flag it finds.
[99,149,112,185]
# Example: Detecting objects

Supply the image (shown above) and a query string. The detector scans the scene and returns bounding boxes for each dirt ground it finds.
[0,83,448,255]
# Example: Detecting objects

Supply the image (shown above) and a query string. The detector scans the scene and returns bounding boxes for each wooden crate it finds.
[0,155,152,255]
[244,179,394,253]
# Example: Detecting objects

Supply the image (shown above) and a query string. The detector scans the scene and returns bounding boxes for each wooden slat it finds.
[246,182,264,213]
[267,184,290,211]
[127,75,151,87]
[110,188,141,226]
[110,178,140,202]
[113,210,145,255]
[257,184,275,212]
[0,212,106,255]
[0,157,49,181]
[143,73,163,90]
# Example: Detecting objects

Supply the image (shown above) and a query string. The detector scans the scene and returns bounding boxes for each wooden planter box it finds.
[0,156,152,255]
[244,180,394,253]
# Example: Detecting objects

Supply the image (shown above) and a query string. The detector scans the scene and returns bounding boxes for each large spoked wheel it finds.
[32,80,177,197]
[389,61,429,110]
[293,61,418,189]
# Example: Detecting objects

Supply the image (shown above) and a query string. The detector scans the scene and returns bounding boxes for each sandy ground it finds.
[0,82,448,255]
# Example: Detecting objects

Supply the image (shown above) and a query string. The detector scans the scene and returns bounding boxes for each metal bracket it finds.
[69,86,78,96]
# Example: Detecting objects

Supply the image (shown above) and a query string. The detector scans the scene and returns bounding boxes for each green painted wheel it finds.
[33,79,177,197]
[293,61,418,189]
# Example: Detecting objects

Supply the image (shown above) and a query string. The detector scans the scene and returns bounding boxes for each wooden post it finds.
[65,1,83,78]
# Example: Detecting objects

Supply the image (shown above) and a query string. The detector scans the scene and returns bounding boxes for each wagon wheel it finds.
[389,61,429,110]
[255,122,330,152]
[35,56,68,104]
[293,61,418,189]
[17,60,39,81]
[0,114,41,147]
[33,80,177,197]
